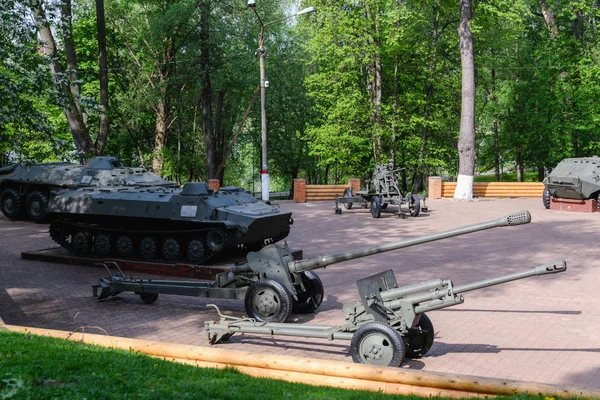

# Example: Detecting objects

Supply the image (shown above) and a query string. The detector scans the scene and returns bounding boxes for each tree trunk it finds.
[539,0,559,39]
[152,95,167,172]
[95,0,110,154]
[213,90,226,182]
[61,0,82,114]
[492,68,500,182]
[454,0,476,200]
[31,0,95,159]
[365,2,383,162]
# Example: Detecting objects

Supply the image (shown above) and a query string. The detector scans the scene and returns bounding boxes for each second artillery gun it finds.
[205,259,566,368]
[335,163,421,218]
[96,211,533,323]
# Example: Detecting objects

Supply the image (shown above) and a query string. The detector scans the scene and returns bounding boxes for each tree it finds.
[454,0,475,199]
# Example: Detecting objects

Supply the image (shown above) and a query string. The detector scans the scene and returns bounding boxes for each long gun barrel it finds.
[288,211,531,273]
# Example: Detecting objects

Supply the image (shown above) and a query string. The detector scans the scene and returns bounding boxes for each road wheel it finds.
[542,188,551,209]
[162,237,181,261]
[404,313,435,358]
[186,238,206,264]
[0,188,24,220]
[293,271,324,314]
[94,233,112,257]
[350,322,405,367]
[343,188,353,210]
[26,191,49,222]
[370,196,382,218]
[408,193,421,217]
[244,279,292,323]
[116,235,134,258]
[72,231,91,256]
[139,237,157,260]
[139,292,159,304]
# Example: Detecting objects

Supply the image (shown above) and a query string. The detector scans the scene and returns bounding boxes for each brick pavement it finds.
[0,198,598,389]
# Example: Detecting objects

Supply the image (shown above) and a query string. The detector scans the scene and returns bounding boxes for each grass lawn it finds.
[0,330,562,399]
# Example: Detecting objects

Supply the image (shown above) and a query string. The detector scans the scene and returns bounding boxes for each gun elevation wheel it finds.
[343,188,353,210]
[404,313,434,358]
[408,193,420,217]
[26,190,49,222]
[350,322,405,367]
[244,279,292,323]
[293,271,324,314]
[542,188,551,209]
[370,196,382,218]
[0,188,24,220]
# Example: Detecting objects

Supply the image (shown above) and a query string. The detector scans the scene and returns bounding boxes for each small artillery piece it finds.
[95,211,532,323]
[335,163,421,218]
[205,260,567,367]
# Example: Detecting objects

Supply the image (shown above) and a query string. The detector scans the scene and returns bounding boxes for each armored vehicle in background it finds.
[0,156,175,222]
[542,156,600,209]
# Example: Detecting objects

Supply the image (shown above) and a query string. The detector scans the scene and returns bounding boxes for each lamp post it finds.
[247,1,315,201]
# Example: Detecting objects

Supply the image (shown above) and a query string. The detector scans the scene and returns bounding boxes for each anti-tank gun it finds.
[96,211,533,323]
[205,260,567,368]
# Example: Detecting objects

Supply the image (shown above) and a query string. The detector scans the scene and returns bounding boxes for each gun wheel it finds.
[139,292,159,304]
[408,193,420,217]
[542,188,551,209]
[370,196,382,218]
[404,313,435,358]
[343,188,353,210]
[293,271,324,314]
[244,279,292,323]
[350,322,405,367]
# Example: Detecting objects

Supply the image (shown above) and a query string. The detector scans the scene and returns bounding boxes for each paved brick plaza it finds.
[1,197,598,390]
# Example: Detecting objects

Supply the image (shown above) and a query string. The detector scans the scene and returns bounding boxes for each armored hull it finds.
[542,156,600,208]
[48,182,292,264]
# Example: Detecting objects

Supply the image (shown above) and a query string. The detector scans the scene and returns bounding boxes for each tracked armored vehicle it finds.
[542,156,600,209]
[48,181,292,265]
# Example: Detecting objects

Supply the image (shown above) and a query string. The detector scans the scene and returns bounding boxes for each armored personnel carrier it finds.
[542,156,600,209]
[0,156,175,222]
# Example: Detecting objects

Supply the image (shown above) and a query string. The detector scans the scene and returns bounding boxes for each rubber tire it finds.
[542,187,551,209]
[139,292,159,304]
[94,233,112,257]
[409,193,421,217]
[370,196,382,218]
[343,188,353,210]
[404,313,435,358]
[186,238,206,264]
[26,190,49,222]
[162,237,181,261]
[350,322,405,367]
[139,237,157,260]
[72,231,91,256]
[293,271,324,314]
[116,235,134,258]
[244,279,293,323]
[0,188,24,220]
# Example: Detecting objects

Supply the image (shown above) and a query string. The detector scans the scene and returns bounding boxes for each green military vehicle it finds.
[542,156,600,209]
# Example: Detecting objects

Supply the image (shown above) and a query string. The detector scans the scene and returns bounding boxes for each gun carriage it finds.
[96,211,532,324]
[205,260,567,368]
[335,164,422,218]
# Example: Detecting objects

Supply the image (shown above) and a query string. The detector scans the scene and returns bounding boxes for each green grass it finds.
[474,171,541,182]
[0,330,563,399]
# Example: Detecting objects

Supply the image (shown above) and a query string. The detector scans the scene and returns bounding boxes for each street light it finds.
[247,1,315,201]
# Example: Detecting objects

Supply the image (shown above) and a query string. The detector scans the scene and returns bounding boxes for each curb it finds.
[3,325,599,398]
